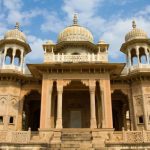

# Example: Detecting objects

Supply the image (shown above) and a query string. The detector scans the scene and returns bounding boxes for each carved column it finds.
[47,81,53,128]
[136,46,140,66]
[12,48,16,65]
[99,77,113,128]
[20,50,24,68]
[56,80,63,128]
[2,47,7,66]
[128,49,131,67]
[144,47,149,64]
[100,87,106,128]
[40,75,53,129]
[141,85,148,130]
[55,80,71,128]
[89,80,97,128]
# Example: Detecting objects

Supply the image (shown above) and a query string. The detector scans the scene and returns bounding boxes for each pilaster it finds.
[40,75,53,129]
[99,77,113,128]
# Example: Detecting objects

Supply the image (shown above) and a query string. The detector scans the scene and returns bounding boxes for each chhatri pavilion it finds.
[0,14,150,149]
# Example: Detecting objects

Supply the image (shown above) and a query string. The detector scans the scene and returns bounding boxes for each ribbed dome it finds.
[4,22,26,43]
[98,39,107,44]
[125,20,148,42]
[57,14,94,43]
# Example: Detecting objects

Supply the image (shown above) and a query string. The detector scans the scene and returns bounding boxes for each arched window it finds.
[14,49,21,66]
[131,48,137,66]
[132,56,138,65]
[140,55,147,64]
[5,48,13,65]
[139,47,147,64]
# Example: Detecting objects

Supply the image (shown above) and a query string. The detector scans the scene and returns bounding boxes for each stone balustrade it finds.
[106,129,150,144]
[2,64,22,72]
[130,64,150,72]
[1,129,150,145]
[44,53,108,63]
[0,129,31,143]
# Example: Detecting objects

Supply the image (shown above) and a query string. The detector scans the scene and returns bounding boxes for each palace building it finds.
[0,14,150,149]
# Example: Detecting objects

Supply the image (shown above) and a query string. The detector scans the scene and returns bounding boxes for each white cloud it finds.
[39,1,150,62]
[2,0,22,10]
[101,6,150,60]
[41,12,65,34]
[26,35,47,63]
[0,0,43,26]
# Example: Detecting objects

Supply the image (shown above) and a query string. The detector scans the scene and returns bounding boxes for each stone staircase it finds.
[49,129,94,150]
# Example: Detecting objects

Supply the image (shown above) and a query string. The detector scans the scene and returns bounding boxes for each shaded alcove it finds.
[62,80,90,128]
[111,90,130,131]
[22,90,41,131]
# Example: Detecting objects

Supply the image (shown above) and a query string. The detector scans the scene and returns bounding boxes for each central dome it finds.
[57,14,94,43]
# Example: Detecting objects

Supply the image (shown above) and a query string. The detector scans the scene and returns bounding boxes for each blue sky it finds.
[0,0,150,63]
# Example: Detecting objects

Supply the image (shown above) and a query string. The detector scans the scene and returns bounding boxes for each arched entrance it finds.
[22,90,41,131]
[111,90,130,131]
[62,80,90,128]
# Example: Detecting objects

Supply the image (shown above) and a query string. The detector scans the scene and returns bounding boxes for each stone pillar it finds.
[47,82,53,128]
[128,49,131,67]
[144,47,149,64]
[40,75,53,129]
[2,47,7,66]
[128,91,134,130]
[136,46,140,66]
[12,48,16,65]
[20,50,24,67]
[89,80,97,128]
[141,86,148,130]
[56,80,63,129]
[99,76,113,128]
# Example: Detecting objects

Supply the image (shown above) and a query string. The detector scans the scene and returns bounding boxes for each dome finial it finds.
[73,13,78,25]
[15,22,20,30]
[132,20,136,29]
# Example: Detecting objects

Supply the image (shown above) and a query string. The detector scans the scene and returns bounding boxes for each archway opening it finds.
[22,90,41,131]
[111,90,130,131]
[14,49,21,66]
[131,48,137,66]
[5,48,13,65]
[62,80,90,128]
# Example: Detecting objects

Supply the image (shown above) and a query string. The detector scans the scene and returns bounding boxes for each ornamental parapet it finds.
[44,53,108,63]
[106,129,150,144]
[129,64,150,73]
[1,64,23,72]
[0,129,31,143]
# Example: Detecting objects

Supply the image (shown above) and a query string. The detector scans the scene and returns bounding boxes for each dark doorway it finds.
[22,90,41,131]
[62,81,90,128]
[111,90,129,131]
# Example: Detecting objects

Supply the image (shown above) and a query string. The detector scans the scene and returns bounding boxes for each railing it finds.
[130,64,150,71]
[106,129,150,144]
[0,129,31,143]
[44,53,108,63]
[2,64,22,72]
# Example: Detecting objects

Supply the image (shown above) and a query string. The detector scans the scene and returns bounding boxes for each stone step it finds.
[49,144,61,148]
[62,137,91,141]
[62,133,91,136]
[61,143,80,148]
[62,132,92,140]
[62,135,91,138]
